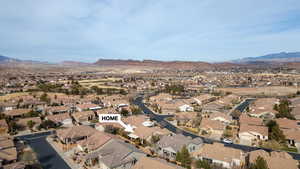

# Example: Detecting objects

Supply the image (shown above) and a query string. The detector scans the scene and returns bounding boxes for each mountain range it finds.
[0,55,19,62]
[232,52,300,63]
[1,52,300,69]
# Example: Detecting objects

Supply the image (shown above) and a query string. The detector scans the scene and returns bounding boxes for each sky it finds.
[0,0,300,63]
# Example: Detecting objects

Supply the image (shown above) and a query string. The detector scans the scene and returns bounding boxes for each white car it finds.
[222,138,233,144]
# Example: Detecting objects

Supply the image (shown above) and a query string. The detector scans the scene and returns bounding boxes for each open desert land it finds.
[0,92,67,102]
[81,83,124,90]
[217,86,299,97]
[0,92,30,102]
[60,78,125,90]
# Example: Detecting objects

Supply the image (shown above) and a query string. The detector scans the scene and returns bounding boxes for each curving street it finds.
[133,96,300,160]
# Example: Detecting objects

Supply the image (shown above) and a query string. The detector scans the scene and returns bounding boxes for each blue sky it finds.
[1,0,300,63]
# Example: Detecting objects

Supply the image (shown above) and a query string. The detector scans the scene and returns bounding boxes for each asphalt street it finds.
[16,131,71,169]
[133,96,300,160]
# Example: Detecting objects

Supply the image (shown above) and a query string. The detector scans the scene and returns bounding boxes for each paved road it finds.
[133,96,300,160]
[234,98,255,113]
[16,131,71,169]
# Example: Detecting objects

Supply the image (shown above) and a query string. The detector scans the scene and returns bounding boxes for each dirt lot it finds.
[0,92,32,102]
[217,86,299,96]
[78,78,124,90]
[0,92,67,102]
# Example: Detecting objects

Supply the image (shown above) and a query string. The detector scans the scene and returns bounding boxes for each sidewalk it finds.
[46,137,81,169]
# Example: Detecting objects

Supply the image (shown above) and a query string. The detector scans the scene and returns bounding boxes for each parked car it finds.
[222,138,233,144]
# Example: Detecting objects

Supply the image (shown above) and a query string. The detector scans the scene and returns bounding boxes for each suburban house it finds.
[96,107,118,115]
[248,150,298,169]
[0,102,18,111]
[2,162,26,169]
[155,101,179,114]
[199,118,225,139]
[84,139,145,169]
[19,99,46,109]
[77,131,112,152]
[209,112,232,125]
[45,105,71,115]
[178,104,194,112]
[275,118,300,147]
[56,125,97,144]
[72,111,95,124]
[116,103,130,112]
[175,111,199,127]
[192,94,216,105]
[154,99,193,114]
[239,114,263,126]
[248,98,278,119]
[281,129,300,147]
[0,135,17,165]
[202,102,225,114]
[95,122,122,132]
[100,94,130,108]
[156,134,203,160]
[275,118,299,130]
[216,94,241,108]
[76,103,101,112]
[238,123,268,146]
[3,109,31,118]
[131,156,184,169]
[290,98,300,120]
[123,115,171,142]
[193,143,245,169]
[149,93,173,103]
[291,106,300,120]
[46,113,73,127]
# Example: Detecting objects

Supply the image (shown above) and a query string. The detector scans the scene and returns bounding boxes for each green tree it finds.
[131,106,142,115]
[91,86,103,95]
[104,125,118,134]
[251,156,269,169]
[120,108,130,117]
[275,99,295,120]
[27,120,36,129]
[176,145,192,169]
[176,151,182,162]
[119,89,127,95]
[150,135,160,144]
[195,160,211,169]
[26,110,40,117]
[8,121,20,133]
[39,120,56,129]
[273,104,278,111]
[40,93,51,104]
[0,113,6,120]
[70,81,89,95]
[191,117,201,128]
[266,120,285,143]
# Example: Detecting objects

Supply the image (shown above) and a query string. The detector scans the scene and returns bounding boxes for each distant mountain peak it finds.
[0,54,19,62]
[233,52,300,63]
